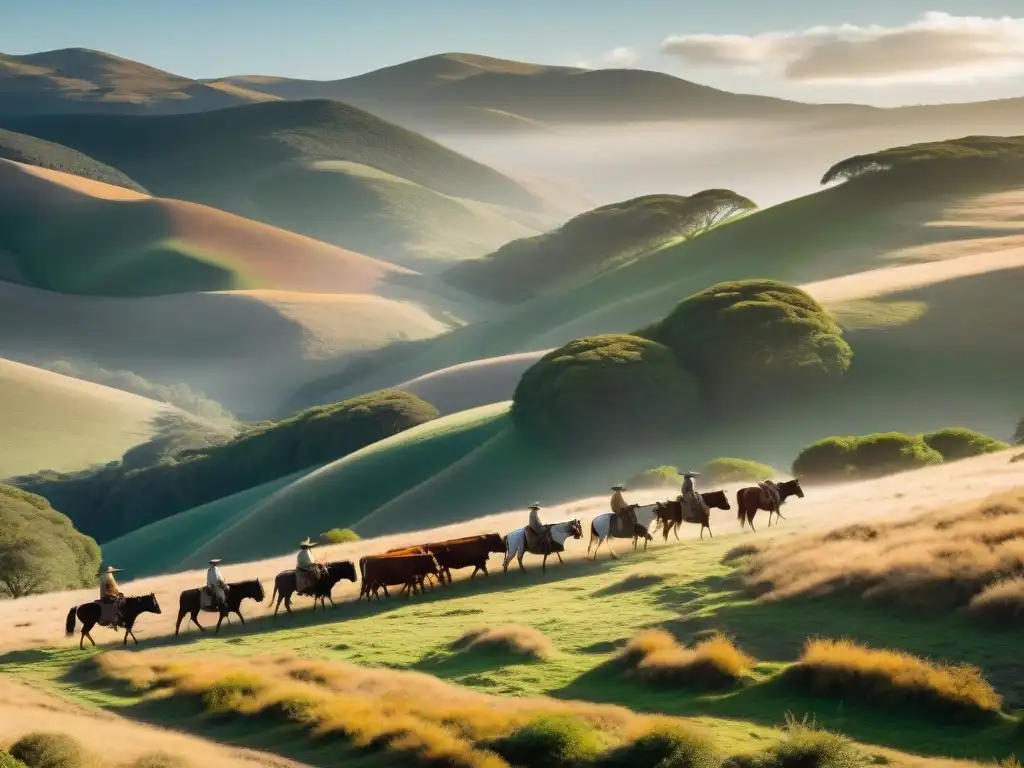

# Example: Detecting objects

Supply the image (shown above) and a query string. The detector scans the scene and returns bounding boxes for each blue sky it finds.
[3,1,1023,106]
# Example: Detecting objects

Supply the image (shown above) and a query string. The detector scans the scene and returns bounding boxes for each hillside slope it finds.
[0,357,220,479]
[0,47,263,115]
[0,129,145,191]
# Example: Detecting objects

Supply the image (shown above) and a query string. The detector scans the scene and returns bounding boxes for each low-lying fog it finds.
[438,117,1024,212]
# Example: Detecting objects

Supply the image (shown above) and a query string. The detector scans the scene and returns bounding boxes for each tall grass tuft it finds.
[488,715,605,767]
[782,639,1002,720]
[596,723,720,768]
[451,625,554,661]
[8,734,88,768]
[613,629,754,689]
[727,715,867,768]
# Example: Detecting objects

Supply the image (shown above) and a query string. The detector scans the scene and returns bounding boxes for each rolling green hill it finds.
[0,129,145,191]
[443,191,756,302]
[0,98,542,212]
[0,47,264,116]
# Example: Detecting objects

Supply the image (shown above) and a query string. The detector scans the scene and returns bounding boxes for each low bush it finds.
[701,458,775,485]
[727,716,866,768]
[8,734,88,768]
[792,432,942,483]
[0,751,28,768]
[922,427,1008,461]
[781,638,1001,720]
[627,466,683,489]
[123,755,191,768]
[596,723,720,768]
[614,629,753,689]
[452,625,554,661]
[967,577,1024,625]
[320,528,360,545]
[489,716,605,767]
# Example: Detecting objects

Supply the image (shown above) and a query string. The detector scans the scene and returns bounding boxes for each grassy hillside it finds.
[0,356,227,479]
[4,469,1024,768]
[1,99,541,213]
[443,191,756,302]
[244,159,541,271]
[0,158,417,297]
[0,129,145,191]
[0,47,263,115]
[12,390,439,544]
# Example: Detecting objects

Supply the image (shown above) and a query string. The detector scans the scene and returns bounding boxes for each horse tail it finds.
[270,581,278,605]
[65,606,77,636]
[736,490,744,522]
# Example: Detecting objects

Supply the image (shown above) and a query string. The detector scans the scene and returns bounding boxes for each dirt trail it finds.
[0,449,1021,652]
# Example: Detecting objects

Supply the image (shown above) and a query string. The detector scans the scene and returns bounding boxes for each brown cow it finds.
[422,533,505,584]
[360,552,441,600]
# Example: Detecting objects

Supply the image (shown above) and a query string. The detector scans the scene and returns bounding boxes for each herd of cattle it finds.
[63,479,805,649]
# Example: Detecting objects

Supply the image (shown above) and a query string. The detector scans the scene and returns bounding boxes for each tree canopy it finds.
[443,190,756,303]
[639,279,852,407]
[0,484,100,599]
[792,432,943,483]
[511,334,701,452]
[12,389,439,543]
[821,135,1024,186]
[922,428,1008,462]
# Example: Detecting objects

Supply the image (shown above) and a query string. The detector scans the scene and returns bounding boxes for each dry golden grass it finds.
[745,488,1024,614]
[783,638,1002,720]
[967,576,1024,624]
[89,650,722,768]
[451,624,554,660]
[613,629,755,689]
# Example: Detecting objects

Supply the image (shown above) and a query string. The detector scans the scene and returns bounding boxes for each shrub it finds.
[597,723,720,768]
[730,716,866,768]
[627,466,683,489]
[639,279,852,409]
[452,625,553,661]
[320,528,360,545]
[781,638,1001,720]
[967,577,1024,625]
[123,755,191,768]
[792,433,942,483]
[13,388,439,542]
[0,486,100,598]
[922,427,1008,461]
[512,335,701,453]
[701,458,775,485]
[489,715,605,767]
[8,734,88,768]
[614,629,754,689]
[0,751,28,768]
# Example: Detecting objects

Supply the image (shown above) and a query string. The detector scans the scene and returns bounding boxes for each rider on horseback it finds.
[98,566,125,627]
[680,471,703,517]
[527,503,554,553]
[205,558,229,609]
[296,538,325,595]
[610,485,638,534]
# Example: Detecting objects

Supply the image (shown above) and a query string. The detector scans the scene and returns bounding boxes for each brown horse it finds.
[736,478,805,531]
[65,593,162,650]
[653,490,731,540]
[174,579,265,637]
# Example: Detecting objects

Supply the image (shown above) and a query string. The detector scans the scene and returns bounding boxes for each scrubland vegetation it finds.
[452,625,554,661]
[4,732,193,768]
[612,629,754,689]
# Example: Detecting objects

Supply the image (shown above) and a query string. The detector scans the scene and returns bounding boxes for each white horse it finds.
[588,503,660,560]
[503,519,584,573]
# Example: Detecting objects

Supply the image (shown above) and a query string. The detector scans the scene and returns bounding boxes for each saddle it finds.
[97,599,123,628]
[199,586,228,611]
[678,494,707,524]
[525,525,557,553]
[612,506,639,537]
[296,565,326,595]
[758,482,781,509]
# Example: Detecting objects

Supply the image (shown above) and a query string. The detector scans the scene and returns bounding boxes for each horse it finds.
[174,579,265,637]
[588,503,660,560]
[652,490,732,540]
[736,478,805,531]
[65,593,162,650]
[502,519,584,574]
[271,560,358,617]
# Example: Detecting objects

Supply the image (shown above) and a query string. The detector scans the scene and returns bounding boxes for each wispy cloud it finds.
[574,45,638,70]
[661,12,1024,84]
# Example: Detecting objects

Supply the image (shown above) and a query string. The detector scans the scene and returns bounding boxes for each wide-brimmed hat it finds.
[209,559,222,565]
[528,503,541,510]
[611,485,625,491]
[299,538,317,548]
[682,471,700,477]
[99,566,122,575]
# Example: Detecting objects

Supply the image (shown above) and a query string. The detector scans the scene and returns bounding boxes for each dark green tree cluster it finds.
[639,279,852,407]
[511,334,700,452]
[792,426,1006,483]
[12,389,438,543]
[0,485,100,599]
[443,190,756,303]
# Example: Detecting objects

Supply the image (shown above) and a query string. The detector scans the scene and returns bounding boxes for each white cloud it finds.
[660,12,1024,84]
[602,46,639,67]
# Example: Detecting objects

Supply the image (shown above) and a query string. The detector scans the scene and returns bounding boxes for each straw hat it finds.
[299,538,317,548]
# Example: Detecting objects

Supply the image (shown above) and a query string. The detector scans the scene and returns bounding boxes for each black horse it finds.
[65,593,162,650]
[174,579,265,637]
[271,560,357,617]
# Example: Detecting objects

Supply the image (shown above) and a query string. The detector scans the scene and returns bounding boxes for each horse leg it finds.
[235,610,246,626]
[175,609,187,636]
[129,629,139,645]
[673,523,681,541]
[285,595,293,614]
[517,549,526,573]
[542,554,548,573]
[215,612,226,635]
[193,613,206,632]
[328,595,337,609]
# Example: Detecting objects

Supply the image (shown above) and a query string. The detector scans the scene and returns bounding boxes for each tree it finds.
[678,189,757,237]
[922,428,1008,462]
[639,279,852,409]
[511,334,701,453]
[0,485,100,599]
